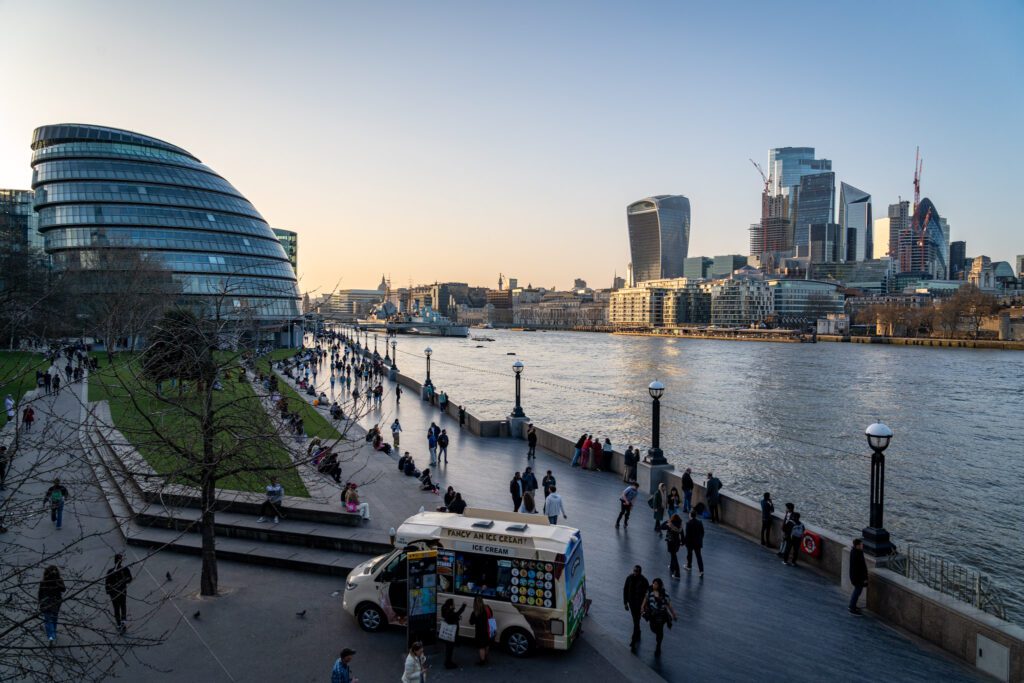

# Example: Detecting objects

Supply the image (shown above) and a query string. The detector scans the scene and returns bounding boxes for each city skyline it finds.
[1,0,1022,293]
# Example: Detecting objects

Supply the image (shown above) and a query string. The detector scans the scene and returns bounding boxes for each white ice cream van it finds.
[342,508,588,656]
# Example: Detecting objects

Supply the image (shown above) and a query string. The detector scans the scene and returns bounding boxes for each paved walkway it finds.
[297,353,981,683]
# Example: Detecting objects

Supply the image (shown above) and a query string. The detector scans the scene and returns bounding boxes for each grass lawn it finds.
[0,352,47,428]
[90,354,308,497]
[257,355,343,441]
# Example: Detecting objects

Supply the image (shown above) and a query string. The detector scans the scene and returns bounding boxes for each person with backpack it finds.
[760,492,775,547]
[641,577,677,657]
[684,509,705,577]
[43,478,69,530]
[104,553,133,633]
[438,429,449,464]
[468,596,493,666]
[622,565,649,653]
[784,512,805,566]
[777,502,796,558]
[661,514,685,579]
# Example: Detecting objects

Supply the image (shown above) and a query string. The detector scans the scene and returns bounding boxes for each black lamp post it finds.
[424,347,433,388]
[374,334,378,354]
[384,333,391,361]
[647,380,666,465]
[391,339,398,372]
[862,422,894,557]
[511,360,525,418]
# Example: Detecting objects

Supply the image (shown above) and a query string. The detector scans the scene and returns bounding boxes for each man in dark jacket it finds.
[760,492,775,547]
[105,553,133,633]
[509,472,523,512]
[681,468,694,512]
[526,424,537,458]
[705,472,723,523]
[622,565,649,652]
[623,446,637,483]
[848,539,868,615]
[684,510,705,577]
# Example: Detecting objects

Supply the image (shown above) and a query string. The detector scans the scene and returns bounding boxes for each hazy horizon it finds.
[1,0,1021,293]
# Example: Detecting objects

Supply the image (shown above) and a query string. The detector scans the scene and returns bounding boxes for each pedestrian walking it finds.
[402,641,428,682]
[468,596,493,666]
[623,445,637,483]
[526,424,537,458]
[395,385,402,404]
[623,565,649,653]
[441,598,467,668]
[544,486,566,524]
[522,467,538,498]
[509,471,523,512]
[651,482,667,532]
[641,578,677,657]
[43,372,52,393]
[331,647,357,683]
[256,476,285,523]
[666,486,681,519]
[615,481,639,529]
[783,512,805,566]
[760,492,775,547]
[22,406,35,432]
[391,419,402,447]
[52,374,61,393]
[427,429,438,466]
[684,510,705,577]
[681,468,694,512]
[662,514,685,578]
[39,565,66,644]
[43,478,69,530]
[438,429,449,464]
[571,432,587,468]
[705,471,723,523]
[777,503,796,558]
[541,470,555,498]
[104,553,133,633]
[849,538,868,615]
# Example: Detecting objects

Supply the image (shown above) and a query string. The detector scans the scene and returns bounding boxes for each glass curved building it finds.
[30,123,301,324]
[627,195,691,283]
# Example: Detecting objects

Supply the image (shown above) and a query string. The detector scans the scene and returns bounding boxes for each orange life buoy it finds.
[801,531,822,558]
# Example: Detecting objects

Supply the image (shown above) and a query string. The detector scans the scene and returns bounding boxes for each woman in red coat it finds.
[589,438,602,471]
[580,435,592,469]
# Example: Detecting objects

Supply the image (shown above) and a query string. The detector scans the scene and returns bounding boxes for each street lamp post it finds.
[374,334,378,354]
[384,333,391,361]
[862,422,894,557]
[423,347,433,388]
[391,339,398,371]
[647,381,666,465]
[511,360,525,418]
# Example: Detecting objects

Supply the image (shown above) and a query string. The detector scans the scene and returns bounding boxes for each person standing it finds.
[526,424,537,459]
[662,514,685,579]
[43,478,69,530]
[623,445,637,483]
[641,578,677,657]
[579,434,592,470]
[43,372,52,394]
[331,648,357,683]
[705,472,723,523]
[256,477,285,524]
[571,433,587,468]
[391,419,402,447]
[427,429,438,466]
[441,598,466,668]
[541,470,556,499]
[778,503,796,558]
[395,385,402,404]
[458,405,466,429]
[681,468,694,513]
[615,481,639,529]
[4,394,14,423]
[509,472,523,512]
[544,486,566,524]
[684,510,705,577]
[402,641,428,682]
[522,467,538,500]
[784,513,805,566]
[760,492,775,547]
[22,406,35,432]
[468,596,493,666]
[651,482,667,533]
[849,538,869,615]
[104,553,133,633]
[38,565,66,644]
[622,565,649,653]
[666,487,681,520]
[589,437,602,472]
[438,429,449,464]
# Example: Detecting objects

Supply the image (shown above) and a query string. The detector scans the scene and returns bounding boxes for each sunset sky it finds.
[1,0,1021,294]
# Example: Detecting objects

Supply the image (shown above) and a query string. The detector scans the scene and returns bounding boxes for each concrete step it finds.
[133,504,394,556]
[125,524,378,577]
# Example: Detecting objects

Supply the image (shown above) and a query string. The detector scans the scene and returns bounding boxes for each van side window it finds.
[453,553,514,601]
[381,553,407,580]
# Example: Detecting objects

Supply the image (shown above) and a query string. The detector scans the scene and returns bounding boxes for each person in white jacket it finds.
[543,487,567,525]
[402,641,427,683]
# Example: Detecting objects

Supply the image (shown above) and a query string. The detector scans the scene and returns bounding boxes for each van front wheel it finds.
[502,627,534,657]
[356,603,387,632]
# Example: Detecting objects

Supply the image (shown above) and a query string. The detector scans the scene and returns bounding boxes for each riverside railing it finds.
[889,546,1009,620]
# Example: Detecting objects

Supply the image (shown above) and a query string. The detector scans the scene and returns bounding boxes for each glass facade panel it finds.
[627,195,690,283]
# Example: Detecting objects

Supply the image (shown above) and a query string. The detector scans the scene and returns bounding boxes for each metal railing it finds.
[888,546,1008,620]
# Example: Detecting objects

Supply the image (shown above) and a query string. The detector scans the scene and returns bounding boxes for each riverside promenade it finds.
[292,355,982,682]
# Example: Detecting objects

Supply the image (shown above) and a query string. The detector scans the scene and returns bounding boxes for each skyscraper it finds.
[0,189,41,251]
[769,147,833,197]
[273,228,298,273]
[949,241,967,280]
[872,217,891,260]
[626,195,691,283]
[793,172,835,253]
[897,197,947,278]
[684,256,713,280]
[838,183,872,262]
[886,201,910,260]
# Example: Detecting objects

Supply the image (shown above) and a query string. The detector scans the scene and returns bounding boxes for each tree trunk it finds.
[199,373,219,596]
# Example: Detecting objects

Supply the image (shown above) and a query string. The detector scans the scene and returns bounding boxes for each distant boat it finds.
[472,336,495,342]
[506,352,516,355]
[475,345,485,348]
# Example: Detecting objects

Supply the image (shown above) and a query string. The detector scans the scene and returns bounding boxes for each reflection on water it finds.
[377,329,1024,622]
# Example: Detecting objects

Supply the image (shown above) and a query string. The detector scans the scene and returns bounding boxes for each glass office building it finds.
[31,124,301,323]
[838,182,872,262]
[627,195,691,283]
[273,228,298,273]
[0,188,41,251]
[793,172,835,252]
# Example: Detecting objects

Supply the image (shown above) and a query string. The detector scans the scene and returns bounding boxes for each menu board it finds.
[407,549,438,646]
[509,558,557,609]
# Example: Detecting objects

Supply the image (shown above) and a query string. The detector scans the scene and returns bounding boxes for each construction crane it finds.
[912,146,923,215]
[749,158,770,194]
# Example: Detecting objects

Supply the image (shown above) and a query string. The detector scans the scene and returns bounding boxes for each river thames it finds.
[378,329,1024,622]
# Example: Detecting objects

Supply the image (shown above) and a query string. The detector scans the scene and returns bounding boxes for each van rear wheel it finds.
[502,627,534,657]
[356,603,386,632]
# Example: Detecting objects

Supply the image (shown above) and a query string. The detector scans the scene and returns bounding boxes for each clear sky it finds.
[1,0,1021,294]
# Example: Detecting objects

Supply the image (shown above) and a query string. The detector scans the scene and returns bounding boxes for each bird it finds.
[192,610,201,620]
[165,572,173,582]
[295,610,306,618]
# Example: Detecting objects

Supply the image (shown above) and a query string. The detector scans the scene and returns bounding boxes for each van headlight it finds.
[346,580,358,590]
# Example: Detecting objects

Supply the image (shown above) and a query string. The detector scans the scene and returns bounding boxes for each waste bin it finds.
[499,420,510,438]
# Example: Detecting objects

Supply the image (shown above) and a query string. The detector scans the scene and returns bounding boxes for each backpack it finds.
[791,522,806,539]
[50,489,64,504]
